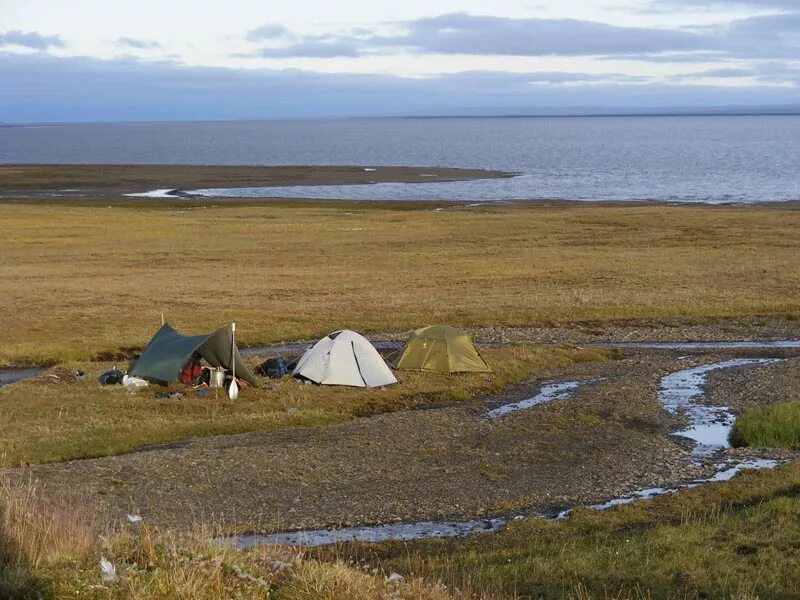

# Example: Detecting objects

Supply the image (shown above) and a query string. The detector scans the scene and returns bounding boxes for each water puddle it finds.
[486,380,590,419]
[658,358,782,458]
[562,458,780,517]
[0,367,46,388]
[124,189,180,198]
[226,358,787,548]
[602,341,800,350]
[233,518,507,550]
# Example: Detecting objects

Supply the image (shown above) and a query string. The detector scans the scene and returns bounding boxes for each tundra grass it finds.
[4,458,799,599]
[0,477,460,600]
[0,345,611,467]
[347,461,800,600]
[730,401,800,449]
[1,202,800,365]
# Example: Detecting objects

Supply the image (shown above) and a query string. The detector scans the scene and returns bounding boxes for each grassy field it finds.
[0,345,611,466]
[3,457,799,599]
[347,461,800,599]
[730,402,800,449]
[2,202,799,365]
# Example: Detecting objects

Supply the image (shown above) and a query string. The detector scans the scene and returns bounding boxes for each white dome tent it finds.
[292,330,398,388]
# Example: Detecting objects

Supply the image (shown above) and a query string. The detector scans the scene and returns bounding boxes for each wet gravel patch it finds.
[459,318,800,346]
[707,356,800,412]
[241,318,800,359]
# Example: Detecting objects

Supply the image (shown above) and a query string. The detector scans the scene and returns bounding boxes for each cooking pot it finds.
[209,367,226,388]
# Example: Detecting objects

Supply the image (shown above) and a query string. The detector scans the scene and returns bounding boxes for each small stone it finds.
[386,572,404,584]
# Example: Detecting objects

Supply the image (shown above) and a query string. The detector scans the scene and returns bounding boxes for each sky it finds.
[1,0,799,122]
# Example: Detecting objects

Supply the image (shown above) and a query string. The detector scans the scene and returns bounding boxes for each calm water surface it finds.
[3,116,799,202]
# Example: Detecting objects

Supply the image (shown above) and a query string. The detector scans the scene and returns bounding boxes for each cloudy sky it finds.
[2,0,799,122]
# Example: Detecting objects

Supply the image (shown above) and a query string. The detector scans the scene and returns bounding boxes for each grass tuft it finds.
[730,401,800,449]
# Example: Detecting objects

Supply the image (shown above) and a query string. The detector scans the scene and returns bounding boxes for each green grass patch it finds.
[730,401,800,449]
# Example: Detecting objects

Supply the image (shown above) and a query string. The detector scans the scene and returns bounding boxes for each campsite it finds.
[1,186,800,598]
[5,0,800,588]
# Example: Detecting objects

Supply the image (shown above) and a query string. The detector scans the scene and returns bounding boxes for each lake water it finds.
[3,116,799,203]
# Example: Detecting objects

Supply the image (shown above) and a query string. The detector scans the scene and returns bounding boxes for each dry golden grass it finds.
[2,202,799,365]
[0,476,101,598]
[0,477,471,599]
[0,476,99,570]
[0,345,611,466]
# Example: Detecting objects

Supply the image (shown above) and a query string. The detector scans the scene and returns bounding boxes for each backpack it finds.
[180,360,203,385]
[257,357,288,378]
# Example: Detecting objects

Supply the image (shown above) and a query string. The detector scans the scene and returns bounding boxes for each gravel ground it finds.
[12,345,800,534]
[708,355,800,412]
[244,318,800,357]
[375,317,800,345]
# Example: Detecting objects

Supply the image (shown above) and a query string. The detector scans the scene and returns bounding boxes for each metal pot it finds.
[209,367,226,388]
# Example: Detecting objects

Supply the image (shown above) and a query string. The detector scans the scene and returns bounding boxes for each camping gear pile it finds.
[117,321,490,396]
[129,322,257,399]
[131,323,257,387]
[256,357,289,379]
[40,367,86,385]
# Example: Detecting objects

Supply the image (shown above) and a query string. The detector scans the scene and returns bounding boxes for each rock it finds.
[386,572,404,584]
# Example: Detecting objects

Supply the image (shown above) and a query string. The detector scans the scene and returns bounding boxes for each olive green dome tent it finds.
[391,325,491,373]
[130,323,258,386]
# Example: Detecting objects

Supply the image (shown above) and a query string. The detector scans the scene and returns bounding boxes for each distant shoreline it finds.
[398,111,800,119]
[2,109,800,127]
[1,164,797,207]
[0,164,513,200]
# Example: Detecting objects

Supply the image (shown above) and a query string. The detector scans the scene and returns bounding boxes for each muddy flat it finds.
[14,347,799,533]
[0,164,511,199]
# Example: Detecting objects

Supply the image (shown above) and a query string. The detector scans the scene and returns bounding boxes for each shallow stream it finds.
[227,357,787,548]
[0,367,45,388]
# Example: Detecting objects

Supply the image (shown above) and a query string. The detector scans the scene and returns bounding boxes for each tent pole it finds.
[231,322,236,380]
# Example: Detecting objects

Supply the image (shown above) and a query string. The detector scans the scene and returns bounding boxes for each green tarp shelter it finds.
[130,323,258,386]
[391,324,492,373]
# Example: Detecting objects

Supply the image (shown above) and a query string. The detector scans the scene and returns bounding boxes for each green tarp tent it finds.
[130,323,258,386]
[391,324,492,373]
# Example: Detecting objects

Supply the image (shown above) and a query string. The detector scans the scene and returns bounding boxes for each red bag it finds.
[180,360,202,385]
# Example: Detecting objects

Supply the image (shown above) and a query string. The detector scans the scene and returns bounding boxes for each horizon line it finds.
[3,105,800,126]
